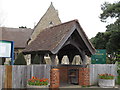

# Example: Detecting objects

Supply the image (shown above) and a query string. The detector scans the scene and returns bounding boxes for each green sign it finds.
[91,49,106,64]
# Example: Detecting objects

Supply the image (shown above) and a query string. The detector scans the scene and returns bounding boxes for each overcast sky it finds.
[0,0,119,38]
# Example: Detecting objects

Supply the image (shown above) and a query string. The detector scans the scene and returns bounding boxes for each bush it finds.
[116,61,120,85]
[117,76,120,85]
[32,54,41,64]
[14,53,27,65]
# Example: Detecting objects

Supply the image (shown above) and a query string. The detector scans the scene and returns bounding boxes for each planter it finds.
[27,85,49,89]
[98,79,115,88]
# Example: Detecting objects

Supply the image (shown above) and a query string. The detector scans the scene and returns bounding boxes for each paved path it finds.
[59,83,120,88]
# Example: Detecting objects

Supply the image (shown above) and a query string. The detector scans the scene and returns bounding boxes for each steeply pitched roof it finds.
[0,27,33,48]
[23,20,96,55]
[30,2,61,43]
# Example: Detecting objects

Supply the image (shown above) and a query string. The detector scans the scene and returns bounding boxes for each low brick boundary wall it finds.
[58,65,90,86]
[79,68,90,86]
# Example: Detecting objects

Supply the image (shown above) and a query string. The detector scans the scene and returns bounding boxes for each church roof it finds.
[0,27,33,48]
[23,19,96,55]
[30,2,61,42]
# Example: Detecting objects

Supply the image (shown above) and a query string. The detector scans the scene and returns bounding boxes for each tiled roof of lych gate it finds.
[24,20,75,52]
[24,19,96,55]
[0,27,33,48]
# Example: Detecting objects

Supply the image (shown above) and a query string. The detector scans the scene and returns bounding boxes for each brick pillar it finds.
[79,68,90,86]
[50,68,59,88]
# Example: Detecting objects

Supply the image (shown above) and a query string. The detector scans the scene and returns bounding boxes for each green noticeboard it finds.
[91,49,106,64]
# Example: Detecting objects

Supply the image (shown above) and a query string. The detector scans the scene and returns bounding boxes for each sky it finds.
[0,0,119,39]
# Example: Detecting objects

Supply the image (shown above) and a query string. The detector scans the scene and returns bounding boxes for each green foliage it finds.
[116,61,120,84]
[106,57,111,64]
[106,19,120,32]
[90,1,120,63]
[91,31,120,63]
[98,73,115,79]
[106,31,120,53]
[100,1,120,22]
[117,76,120,85]
[14,53,27,65]
[91,32,107,49]
[116,50,120,61]
[32,54,41,64]
[28,76,49,86]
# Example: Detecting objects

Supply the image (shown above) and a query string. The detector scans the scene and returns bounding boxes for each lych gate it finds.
[23,20,96,87]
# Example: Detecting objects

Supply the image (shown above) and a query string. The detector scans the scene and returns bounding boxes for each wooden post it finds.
[38,54,44,64]
[5,65,12,88]
[81,51,87,65]
[50,55,56,65]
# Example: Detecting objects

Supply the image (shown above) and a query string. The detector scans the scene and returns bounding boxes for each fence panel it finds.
[29,65,51,79]
[12,65,27,88]
[0,65,5,89]
[89,64,117,85]
[12,65,51,88]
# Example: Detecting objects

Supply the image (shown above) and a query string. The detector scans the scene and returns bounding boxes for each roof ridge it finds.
[0,27,32,30]
[49,19,78,28]
[40,19,78,32]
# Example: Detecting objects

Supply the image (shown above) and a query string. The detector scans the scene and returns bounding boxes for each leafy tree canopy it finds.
[91,1,120,63]
[100,1,120,21]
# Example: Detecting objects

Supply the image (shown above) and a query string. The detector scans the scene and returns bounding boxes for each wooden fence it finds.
[89,64,117,85]
[0,64,118,89]
[0,65,51,89]
[0,65,5,89]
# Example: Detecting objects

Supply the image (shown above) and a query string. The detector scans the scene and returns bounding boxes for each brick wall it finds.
[59,67,68,83]
[79,68,90,86]
[50,68,59,88]
[51,66,90,87]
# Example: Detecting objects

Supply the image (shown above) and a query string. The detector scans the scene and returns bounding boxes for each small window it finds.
[49,21,53,25]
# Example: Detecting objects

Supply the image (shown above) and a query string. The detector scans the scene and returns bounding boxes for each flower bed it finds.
[27,76,49,88]
[98,73,115,88]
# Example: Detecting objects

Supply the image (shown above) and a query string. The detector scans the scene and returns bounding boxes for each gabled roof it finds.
[30,2,61,42]
[0,27,33,48]
[23,20,96,55]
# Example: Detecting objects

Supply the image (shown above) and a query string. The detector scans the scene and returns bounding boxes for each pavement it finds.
[59,83,120,88]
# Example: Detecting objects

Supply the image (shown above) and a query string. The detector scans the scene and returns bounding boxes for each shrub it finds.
[32,54,41,64]
[116,61,120,84]
[14,53,27,65]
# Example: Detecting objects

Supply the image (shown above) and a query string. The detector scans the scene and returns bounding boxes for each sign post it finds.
[0,40,14,65]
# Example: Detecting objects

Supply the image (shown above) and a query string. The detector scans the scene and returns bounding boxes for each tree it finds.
[14,53,27,65]
[100,1,120,32]
[100,1,120,22]
[32,54,41,64]
[90,1,120,63]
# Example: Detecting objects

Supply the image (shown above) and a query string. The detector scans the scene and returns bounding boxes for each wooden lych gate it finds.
[23,20,96,88]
